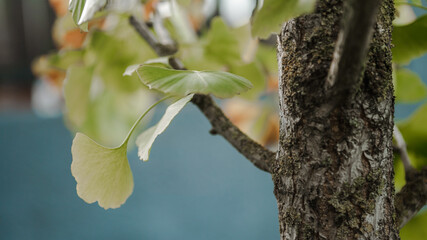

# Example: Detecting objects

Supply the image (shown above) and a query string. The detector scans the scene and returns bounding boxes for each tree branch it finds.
[395,167,427,229]
[325,0,382,97]
[128,16,275,173]
[129,16,177,56]
[393,125,415,177]
[393,125,427,228]
[191,94,275,172]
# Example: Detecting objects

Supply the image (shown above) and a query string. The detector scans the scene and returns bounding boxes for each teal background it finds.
[0,105,278,240]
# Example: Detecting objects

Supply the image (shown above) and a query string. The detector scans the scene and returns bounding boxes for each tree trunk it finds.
[273,0,399,239]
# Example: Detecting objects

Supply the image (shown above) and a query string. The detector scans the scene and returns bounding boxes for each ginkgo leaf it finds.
[251,0,316,39]
[204,18,241,66]
[68,0,139,30]
[229,62,266,99]
[134,65,253,98]
[69,0,106,30]
[71,133,133,209]
[123,58,171,76]
[393,14,427,64]
[64,65,93,127]
[71,96,171,209]
[394,68,427,103]
[123,64,142,76]
[136,94,193,161]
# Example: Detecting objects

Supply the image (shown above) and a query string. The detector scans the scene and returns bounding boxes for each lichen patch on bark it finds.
[274,0,399,239]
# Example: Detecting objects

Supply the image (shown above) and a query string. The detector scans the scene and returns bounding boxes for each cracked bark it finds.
[274,0,399,238]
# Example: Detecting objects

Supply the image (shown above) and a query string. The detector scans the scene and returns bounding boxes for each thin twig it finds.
[191,94,275,172]
[393,125,415,177]
[129,16,177,56]
[128,15,275,173]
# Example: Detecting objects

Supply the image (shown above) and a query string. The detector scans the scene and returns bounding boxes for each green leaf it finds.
[85,30,156,93]
[49,50,85,70]
[123,58,171,76]
[398,103,427,164]
[394,150,426,191]
[68,0,139,31]
[62,19,158,146]
[78,89,156,146]
[71,96,171,209]
[400,211,427,240]
[394,68,427,103]
[64,65,93,127]
[136,94,194,161]
[392,14,427,64]
[203,18,241,66]
[134,65,253,98]
[71,133,133,209]
[229,62,266,99]
[251,0,316,39]
[393,154,406,191]
[256,44,279,75]
[177,18,247,71]
[69,0,107,31]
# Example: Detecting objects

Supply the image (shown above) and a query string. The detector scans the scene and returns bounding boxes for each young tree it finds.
[35,0,427,239]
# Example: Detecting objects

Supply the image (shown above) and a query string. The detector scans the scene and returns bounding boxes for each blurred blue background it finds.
[1,1,427,240]
[0,106,278,240]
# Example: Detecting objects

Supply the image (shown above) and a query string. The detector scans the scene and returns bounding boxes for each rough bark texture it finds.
[273,0,399,239]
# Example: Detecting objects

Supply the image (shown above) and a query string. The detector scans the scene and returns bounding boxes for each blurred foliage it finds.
[393,2,427,238]
[400,211,427,239]
[394,67,427,103]
[251,0,316,39]
[33,0,427,237]
[393,14,427,64]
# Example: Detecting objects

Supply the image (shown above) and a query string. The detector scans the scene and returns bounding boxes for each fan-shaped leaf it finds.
[394,68,427,103]
[71,96,170,209]
[133,65,253,98]
[204,18,241,66]
[71,133,133,209]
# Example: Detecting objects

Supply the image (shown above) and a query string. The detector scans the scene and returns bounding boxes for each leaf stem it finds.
[129,15,276,172]
[121,95,174,146]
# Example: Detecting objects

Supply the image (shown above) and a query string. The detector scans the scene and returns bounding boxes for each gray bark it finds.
[273,0,399,239]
